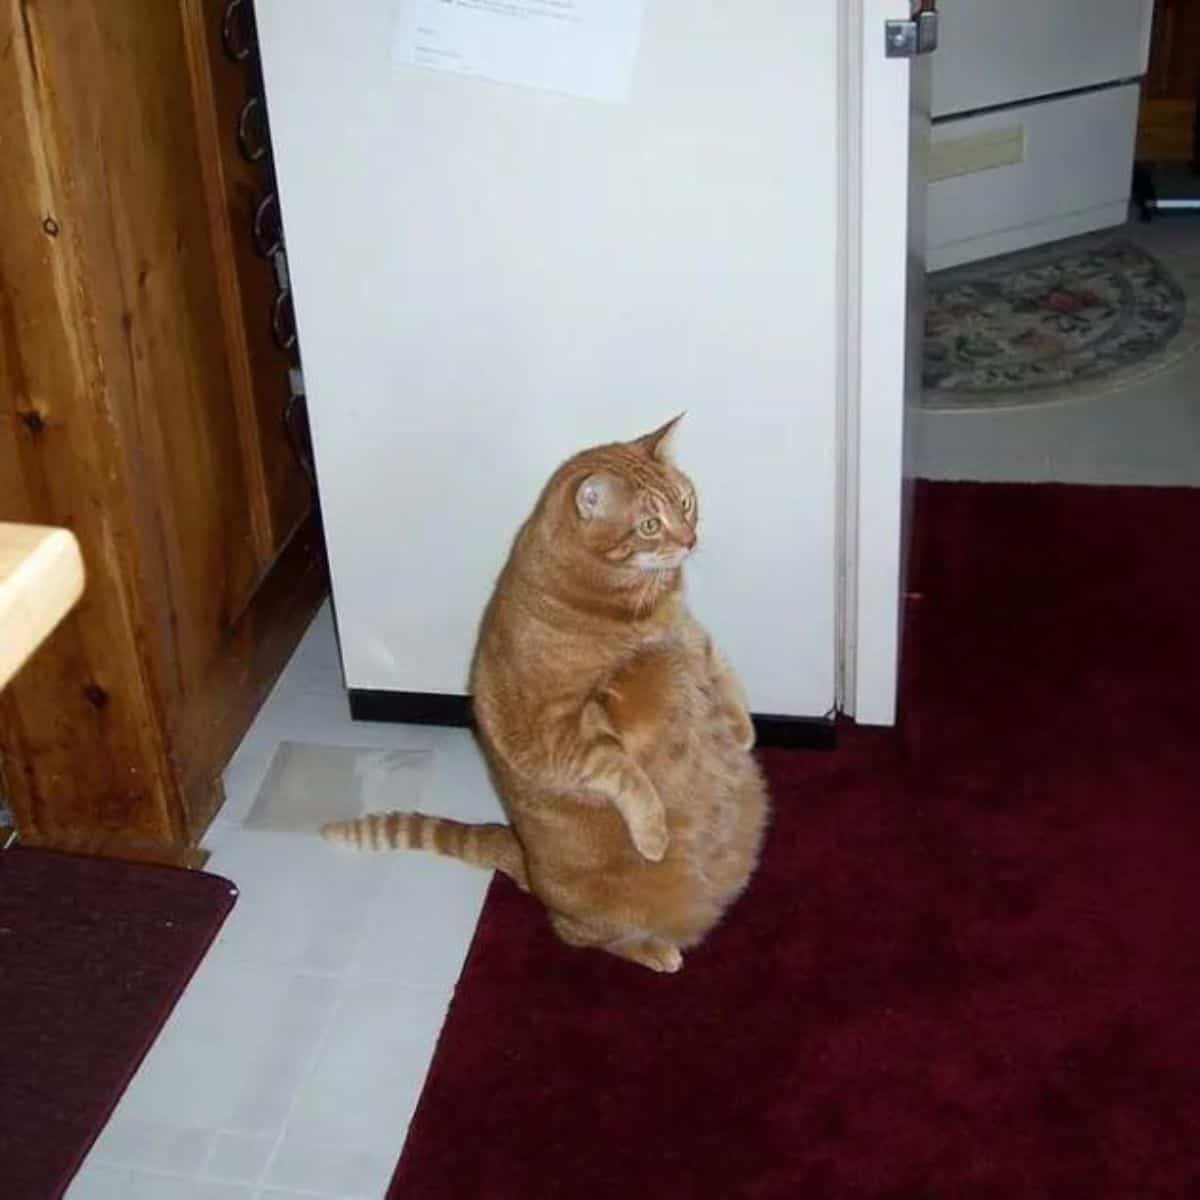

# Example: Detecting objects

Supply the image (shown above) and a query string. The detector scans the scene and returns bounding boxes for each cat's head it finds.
[564,415,699,574]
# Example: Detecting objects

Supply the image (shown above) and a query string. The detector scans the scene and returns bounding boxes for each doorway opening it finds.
[916,0,1200,489]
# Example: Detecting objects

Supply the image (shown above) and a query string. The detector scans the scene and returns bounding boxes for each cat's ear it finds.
[636,413,685,461]
[575,472,621,521]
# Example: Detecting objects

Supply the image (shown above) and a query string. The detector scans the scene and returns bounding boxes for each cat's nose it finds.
[680,528,696,550]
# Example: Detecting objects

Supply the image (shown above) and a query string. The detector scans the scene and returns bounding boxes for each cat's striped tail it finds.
[320,812,528,891]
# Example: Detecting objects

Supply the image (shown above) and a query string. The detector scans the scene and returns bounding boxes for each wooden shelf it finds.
[0,524,84,692]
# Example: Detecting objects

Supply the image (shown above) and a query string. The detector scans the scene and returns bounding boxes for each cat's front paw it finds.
[629,803,670,862]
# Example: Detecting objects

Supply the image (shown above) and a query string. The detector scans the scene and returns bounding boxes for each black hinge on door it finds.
[885,0,939,58]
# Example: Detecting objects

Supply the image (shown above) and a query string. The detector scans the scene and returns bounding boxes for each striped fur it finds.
[321,812,528,891]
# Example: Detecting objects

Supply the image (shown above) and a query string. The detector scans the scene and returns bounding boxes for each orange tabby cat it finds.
[322,418,770,972]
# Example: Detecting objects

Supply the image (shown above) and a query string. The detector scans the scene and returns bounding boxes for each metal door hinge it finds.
[885,2,939,58]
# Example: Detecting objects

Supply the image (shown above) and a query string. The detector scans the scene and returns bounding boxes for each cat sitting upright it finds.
[323,417,770,973]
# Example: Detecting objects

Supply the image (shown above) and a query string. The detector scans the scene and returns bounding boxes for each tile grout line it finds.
[81,1158,373,1198]
[197,817,364,1189]
[194,1124,223,1180]
[254,967,355,1193]
[243,857,463,1192]
[214,815,360,1192]
[246,813,457,1191]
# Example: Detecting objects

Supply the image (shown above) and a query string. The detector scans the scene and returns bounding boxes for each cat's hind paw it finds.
[618,938,683,973]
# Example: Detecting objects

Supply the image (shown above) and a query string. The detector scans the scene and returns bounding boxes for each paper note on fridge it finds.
[392,0,645,104]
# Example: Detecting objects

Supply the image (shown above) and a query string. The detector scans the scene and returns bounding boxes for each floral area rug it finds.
[923,233,1200,410]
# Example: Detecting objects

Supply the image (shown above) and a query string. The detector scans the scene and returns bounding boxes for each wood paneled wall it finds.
[1,1,326,864]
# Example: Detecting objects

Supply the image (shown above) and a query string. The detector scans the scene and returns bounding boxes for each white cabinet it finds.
[928,0,1154,269]
[928,84,1142,270]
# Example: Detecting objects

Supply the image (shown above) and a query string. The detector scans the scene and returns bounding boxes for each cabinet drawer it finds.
[928,84,1140,270]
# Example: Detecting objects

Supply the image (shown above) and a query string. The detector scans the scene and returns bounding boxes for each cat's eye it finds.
[638,517,661,536]
[681,493,695,514]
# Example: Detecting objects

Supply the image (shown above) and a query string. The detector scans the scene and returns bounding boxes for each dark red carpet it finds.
[389,483,1200,1200]
[0,849,237,1199]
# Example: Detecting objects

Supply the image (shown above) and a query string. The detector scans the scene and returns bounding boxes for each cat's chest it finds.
[629,627,678,658]
[628,604,689,653]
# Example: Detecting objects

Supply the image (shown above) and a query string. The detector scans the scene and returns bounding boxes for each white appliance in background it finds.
[927,0,1155,270]
[253,0,935,731]
[254,0,844,729]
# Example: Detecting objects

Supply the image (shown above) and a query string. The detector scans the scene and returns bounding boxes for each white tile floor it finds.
[68,606,505,1200]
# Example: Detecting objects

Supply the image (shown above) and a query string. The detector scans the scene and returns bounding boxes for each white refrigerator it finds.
[255,0,847,739]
